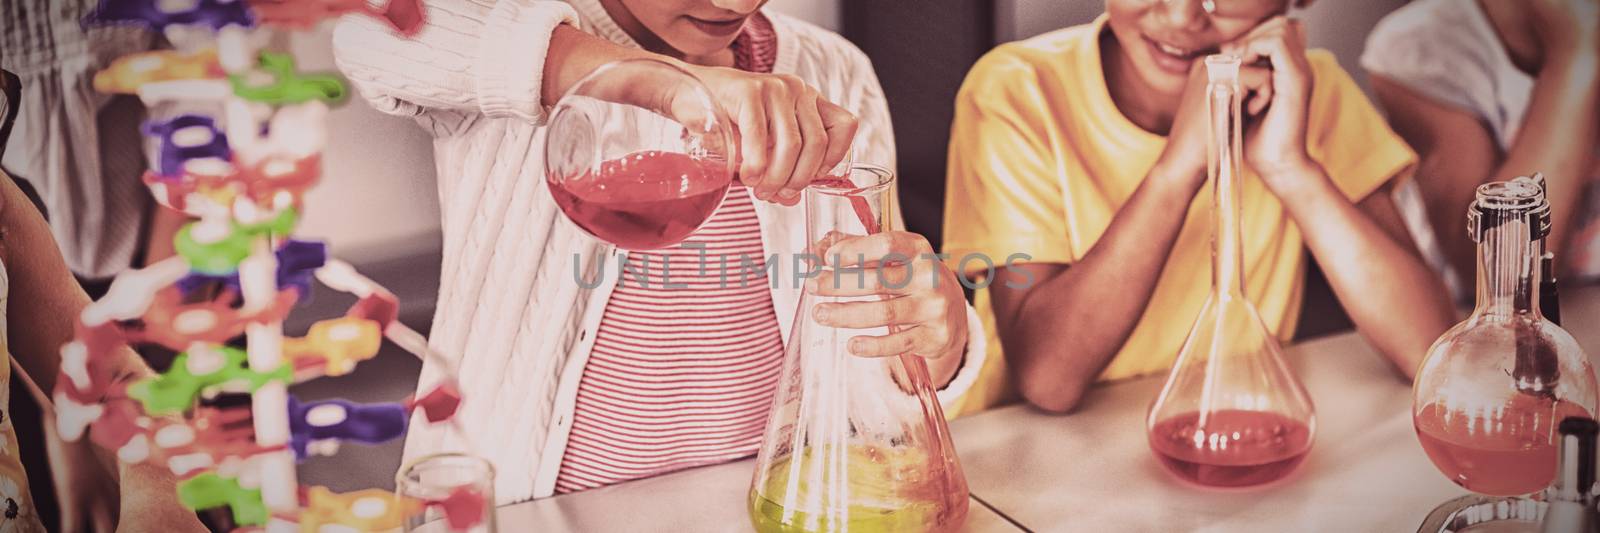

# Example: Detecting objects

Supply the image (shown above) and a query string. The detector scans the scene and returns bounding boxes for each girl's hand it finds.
[679,65,859,206]
[1225,17,1319,191]
[806,232,968,362]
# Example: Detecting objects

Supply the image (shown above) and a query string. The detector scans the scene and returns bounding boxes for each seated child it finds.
[944,0,1457,413]
[1364,0,1600,294]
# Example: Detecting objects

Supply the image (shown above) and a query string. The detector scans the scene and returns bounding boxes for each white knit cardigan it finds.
[333,0,986,503]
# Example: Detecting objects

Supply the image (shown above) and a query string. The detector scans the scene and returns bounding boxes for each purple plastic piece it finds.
[176,239,327,297]
[144,115,231,177]
[287,397,409,460]
[86,0,255,32]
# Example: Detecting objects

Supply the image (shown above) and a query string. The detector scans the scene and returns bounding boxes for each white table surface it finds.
[479,287,1600,533]
[948,286,1600,533]
[484,458,1023,532]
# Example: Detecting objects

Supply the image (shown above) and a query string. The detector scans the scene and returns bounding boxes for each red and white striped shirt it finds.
[554,182,785,493]
[553,13,784,494]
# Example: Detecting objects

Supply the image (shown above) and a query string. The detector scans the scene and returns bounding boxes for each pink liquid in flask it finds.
[1148,409,1313,488]
[548,150,729,250]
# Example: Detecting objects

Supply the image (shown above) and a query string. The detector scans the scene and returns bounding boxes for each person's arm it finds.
[1231,18,1456,377]
[332,0,585,122]
[334,1,854,202]
[989,168,1200,413]
[986,67,1215,414]
[0,172,205,532]
[1371,57,1598,279]
[1367,0,1599,279]
[1280,173,1456,376]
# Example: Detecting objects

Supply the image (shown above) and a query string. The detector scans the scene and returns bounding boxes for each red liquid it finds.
[1414,398,1591,496]
[548,151,730,250]
[1148,410,1313,488]
[811,177,880,235]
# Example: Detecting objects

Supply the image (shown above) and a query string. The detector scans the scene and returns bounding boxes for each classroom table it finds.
[469,458,1024,532]
[950,286,1600,533]
[470,287,1600,532]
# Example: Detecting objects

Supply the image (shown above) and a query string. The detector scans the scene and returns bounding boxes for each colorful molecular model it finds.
[50,1,488,531]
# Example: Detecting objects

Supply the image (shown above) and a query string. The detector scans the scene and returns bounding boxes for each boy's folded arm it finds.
[990,165,1203,414]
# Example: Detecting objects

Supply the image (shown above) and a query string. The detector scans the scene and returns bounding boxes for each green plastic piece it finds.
[179,473,267,526]
[174,222,253,275]
[127,346,293,416]
[239,207,299,236]
[230,53,347,105]
[173,209,300,275]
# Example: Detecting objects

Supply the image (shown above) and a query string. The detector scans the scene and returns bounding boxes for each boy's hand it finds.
[1225,17,1318,193]
[805,232,968,363]
[1150,63,1214,194]
[680,65,859,206]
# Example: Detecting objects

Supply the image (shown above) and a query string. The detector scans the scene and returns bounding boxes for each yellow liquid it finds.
[747,446,965,533]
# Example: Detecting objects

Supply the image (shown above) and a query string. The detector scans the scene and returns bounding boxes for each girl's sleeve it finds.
[332,0,580,125]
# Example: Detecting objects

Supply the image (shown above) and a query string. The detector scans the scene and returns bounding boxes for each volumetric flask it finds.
[748,165,969,533]
[1145,55,1317,489]
[544,58,736,251]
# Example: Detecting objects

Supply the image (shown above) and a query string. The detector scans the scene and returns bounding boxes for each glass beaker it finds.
[748,165,969,533]
[395,453,497,533]
[1145,55,1317,489]
[543,58,737,251]
[1413,180,1599,497]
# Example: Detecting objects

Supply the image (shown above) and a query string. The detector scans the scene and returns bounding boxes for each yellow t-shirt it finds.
[941,17,1417,417]
[0,260,46,532]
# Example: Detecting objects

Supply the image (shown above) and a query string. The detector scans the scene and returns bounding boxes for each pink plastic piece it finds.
[57,320,129,402]
[130,287,298,351]
[144,154,321,214]
[153,406,274,475]
[409,383,462,423]
[349,290,399,329]
[247,0,426,36]
[435,485,487,531]
[90,399,148,451]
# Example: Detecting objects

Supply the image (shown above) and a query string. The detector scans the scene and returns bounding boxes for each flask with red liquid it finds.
[1412,178,1599,497]
[544,59,736,250]
[1145,55,1317,489]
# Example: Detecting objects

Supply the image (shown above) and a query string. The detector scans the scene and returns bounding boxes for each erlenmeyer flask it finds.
[748,165,969,533]
[1145,55,1317,489]
[543,58,736,251]
[1413,179,1599,497]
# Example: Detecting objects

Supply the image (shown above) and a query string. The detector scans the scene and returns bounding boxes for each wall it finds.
[995,0,1409,90]
[288,28,442,263]
[768,0,840,30]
